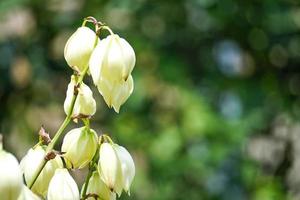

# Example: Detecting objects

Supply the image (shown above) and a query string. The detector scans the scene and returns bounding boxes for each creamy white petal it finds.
[98,143,121,191]
[101,35,127,82]
[119,37,136,79]
[97,75,134,113]
[47,169,80,200]
[114,145,135,194]
[89,37,111,85]
[0,150,23,200]
[111,75,134,113]
[97,77,114,108]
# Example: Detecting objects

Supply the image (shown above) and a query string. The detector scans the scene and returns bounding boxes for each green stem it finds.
[27,159,47,188]
[28,101,74,189]
[81,147,99,198]
[100,26,114,35]
[28,65,90,189]
[83,118,90,129]
[81,167,93,199]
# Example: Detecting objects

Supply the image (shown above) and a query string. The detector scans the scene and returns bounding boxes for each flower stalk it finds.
[81,147,99,199]
[28,65,89,189]
[21,16,136,199]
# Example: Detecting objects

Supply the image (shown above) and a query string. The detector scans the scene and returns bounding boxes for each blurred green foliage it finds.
[0,0,300,199]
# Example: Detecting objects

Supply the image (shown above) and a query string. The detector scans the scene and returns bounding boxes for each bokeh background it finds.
[1,0,300,199]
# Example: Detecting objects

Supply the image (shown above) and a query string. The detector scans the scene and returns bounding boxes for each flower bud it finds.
[64,26,98,72]
[61,127,98,169]
[98,143,135,196]
[84,171,116,200]
[20,146,63,197]
[89,34,136,83]
[0,147,23,200]
[47,168,80,200]
[18,185,41,200]
[64,76,96,117]
[97,75,134,113]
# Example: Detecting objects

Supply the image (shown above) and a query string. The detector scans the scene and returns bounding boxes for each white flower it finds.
[97,75,134,113]
[0,148,23,200]
[89,34,136,83]
[98,143,135,196]
[47,168,80,200]
[84,171,116,200]
[64,75,96,117]
[20,146,63,197]
[61,127,98,169]
[114,145,135,194]
[18,185,41,200]
[89,34,135,113]
[64,26,99,73]
[98,143,121,194]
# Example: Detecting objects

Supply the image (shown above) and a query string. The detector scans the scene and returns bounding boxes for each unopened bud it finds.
[64,76,96,117]
[61,127,98,169]
[64,27,98,73]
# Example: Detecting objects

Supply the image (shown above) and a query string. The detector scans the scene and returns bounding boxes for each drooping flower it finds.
[61,127,98,169]
[64,75,96,117]
[64,26,99,73]
[89,34,136,83]
[114,145,135,194]
[89,34,135,113]
[0,146,23,200]
[47,168,80,200]
[20,146,63,197]
[98,142,135,196]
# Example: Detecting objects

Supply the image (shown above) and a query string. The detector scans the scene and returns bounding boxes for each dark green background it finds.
[1,0,300,199]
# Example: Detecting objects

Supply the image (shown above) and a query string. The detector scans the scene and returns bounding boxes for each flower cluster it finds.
[0,16,136,200]
[64,20,136,113]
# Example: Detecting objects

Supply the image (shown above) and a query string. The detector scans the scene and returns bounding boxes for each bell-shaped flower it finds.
[61,127,98,169]
[18,185,41,200]
[114,145,135,194]
[84,171,116,200]
[0,146,23,200]
[64,26,99,73]
[89,34,135,83]
[64,76,96,117]
[98,142,135,196]
[47,168,80,200]
[20,146,63,197]
[97,75,134,113]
